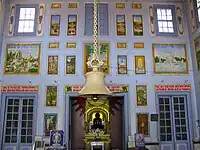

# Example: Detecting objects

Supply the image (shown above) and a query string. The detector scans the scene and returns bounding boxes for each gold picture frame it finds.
[152,44,189,74]
[116,3,125,8]
[133,15,143,36]
[117,55,127,74]
[136,85,147,106]
[135,56,146,74]
[116,15,126,36]
[194,35,200,71]
[134,42,144,48]
[46,86,57,107]
[48,42,59,49]
[117,42,127,48]
[48,55,58,75]
[137,113,149,136]
[51,3,61,8]
[4,43,41,75]
[66,42,76,48]
[132,3,142,9]
[68,2,78,8]
[67,15,77,36]
[49,15,61,36]
[84,43,110,74]
[66,55,76,74]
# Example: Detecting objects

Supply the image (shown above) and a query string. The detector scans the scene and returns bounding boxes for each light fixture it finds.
[79,0,112,98]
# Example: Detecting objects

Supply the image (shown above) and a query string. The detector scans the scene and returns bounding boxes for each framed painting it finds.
[116,15,126,36]
[117,55,127,74]
[66,55,76,74]
[135,56,146,74]
[46,86,57,106]
[44,113,57,136]
[133,15,143,36]
[152,44,188,74]
[67,15,77,36]
[136,85,147,106]
[68,2,78,8]
[66,42,76,48]
[132,3,142,9]
[134,42,144,49]
[194,36,200,71]
[84,43,109,74]
[137,113,149,136]
[4,44,41,74]
[50,15,60,36]
[48,55,58,75]
[48,42,59,49]
[51,3,61,8]
[116,3,125,8]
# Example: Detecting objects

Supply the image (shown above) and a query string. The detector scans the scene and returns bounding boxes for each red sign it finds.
[0,85,39,93]
[154,84,191,92]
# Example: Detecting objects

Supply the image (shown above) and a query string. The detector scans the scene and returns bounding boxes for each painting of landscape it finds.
[194,36,200,71]
[4,44,41,74]
[84,43,109,74]
[153,44,188,74]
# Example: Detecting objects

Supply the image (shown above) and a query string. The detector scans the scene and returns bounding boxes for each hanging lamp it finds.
[79,0,112,98]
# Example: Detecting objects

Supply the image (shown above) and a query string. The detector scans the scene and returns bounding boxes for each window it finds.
[84,3,109,36]
[195,0,200,22]
[14,4,38,36]
[154,5,177,36]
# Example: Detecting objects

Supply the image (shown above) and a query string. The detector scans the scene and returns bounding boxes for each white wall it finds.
[0,0,198,142]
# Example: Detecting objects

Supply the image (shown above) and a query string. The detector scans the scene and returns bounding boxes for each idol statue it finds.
[92,112,104,130]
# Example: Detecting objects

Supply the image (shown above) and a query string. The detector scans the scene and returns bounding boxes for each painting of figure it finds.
[137,113,149,136]
[66,56,76,74]
[153,44,188,74]
[46,86,57,106]
[48,55,58,74]
[133,15,143,36]
[44,114,57,136]
[50,15,60,36]
[84,43,109,74]
[116,15,126,36]
[194,36,200,71]
[135,56,146,74]
[136,85,147,106]
[67,15,77,36]
[4,44,41,74]
[117,55,127,74]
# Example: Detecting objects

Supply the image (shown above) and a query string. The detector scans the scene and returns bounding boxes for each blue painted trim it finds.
[14,4,39,36]
[65,93,129,150]
[0,93,38,149]
[155,92,194,150]
[153,4,178,36]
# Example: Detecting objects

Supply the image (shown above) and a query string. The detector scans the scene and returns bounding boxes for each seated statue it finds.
[92,112,104,130]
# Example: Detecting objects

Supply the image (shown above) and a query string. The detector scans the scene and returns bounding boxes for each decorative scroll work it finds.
[176,7,184,35]
[8,4,15,36]
[37,4,45,36]
[149,5,155,35]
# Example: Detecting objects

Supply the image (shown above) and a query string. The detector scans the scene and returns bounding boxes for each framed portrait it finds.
[4,44,41,75]
[116,15,126,36]
[66,42,76,48]
[67,15,77,36]
[194,36,200,71]
[152,44,188,74]
[46,86,57,106]
[51,3,61,8]
[66,55,76,74]
[136,85,147,106]
[48,55,58,75]
[50,15,60,36]
[84,43,109,74]
[137,113,149,136]
[48,42,59,49]
[133,15,143,36]
[135,56,146,74]
[44,113,57,136]
[117,55,127,74]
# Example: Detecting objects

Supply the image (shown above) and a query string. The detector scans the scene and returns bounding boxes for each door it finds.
[2,96,36,150]
[158,95,190,150]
